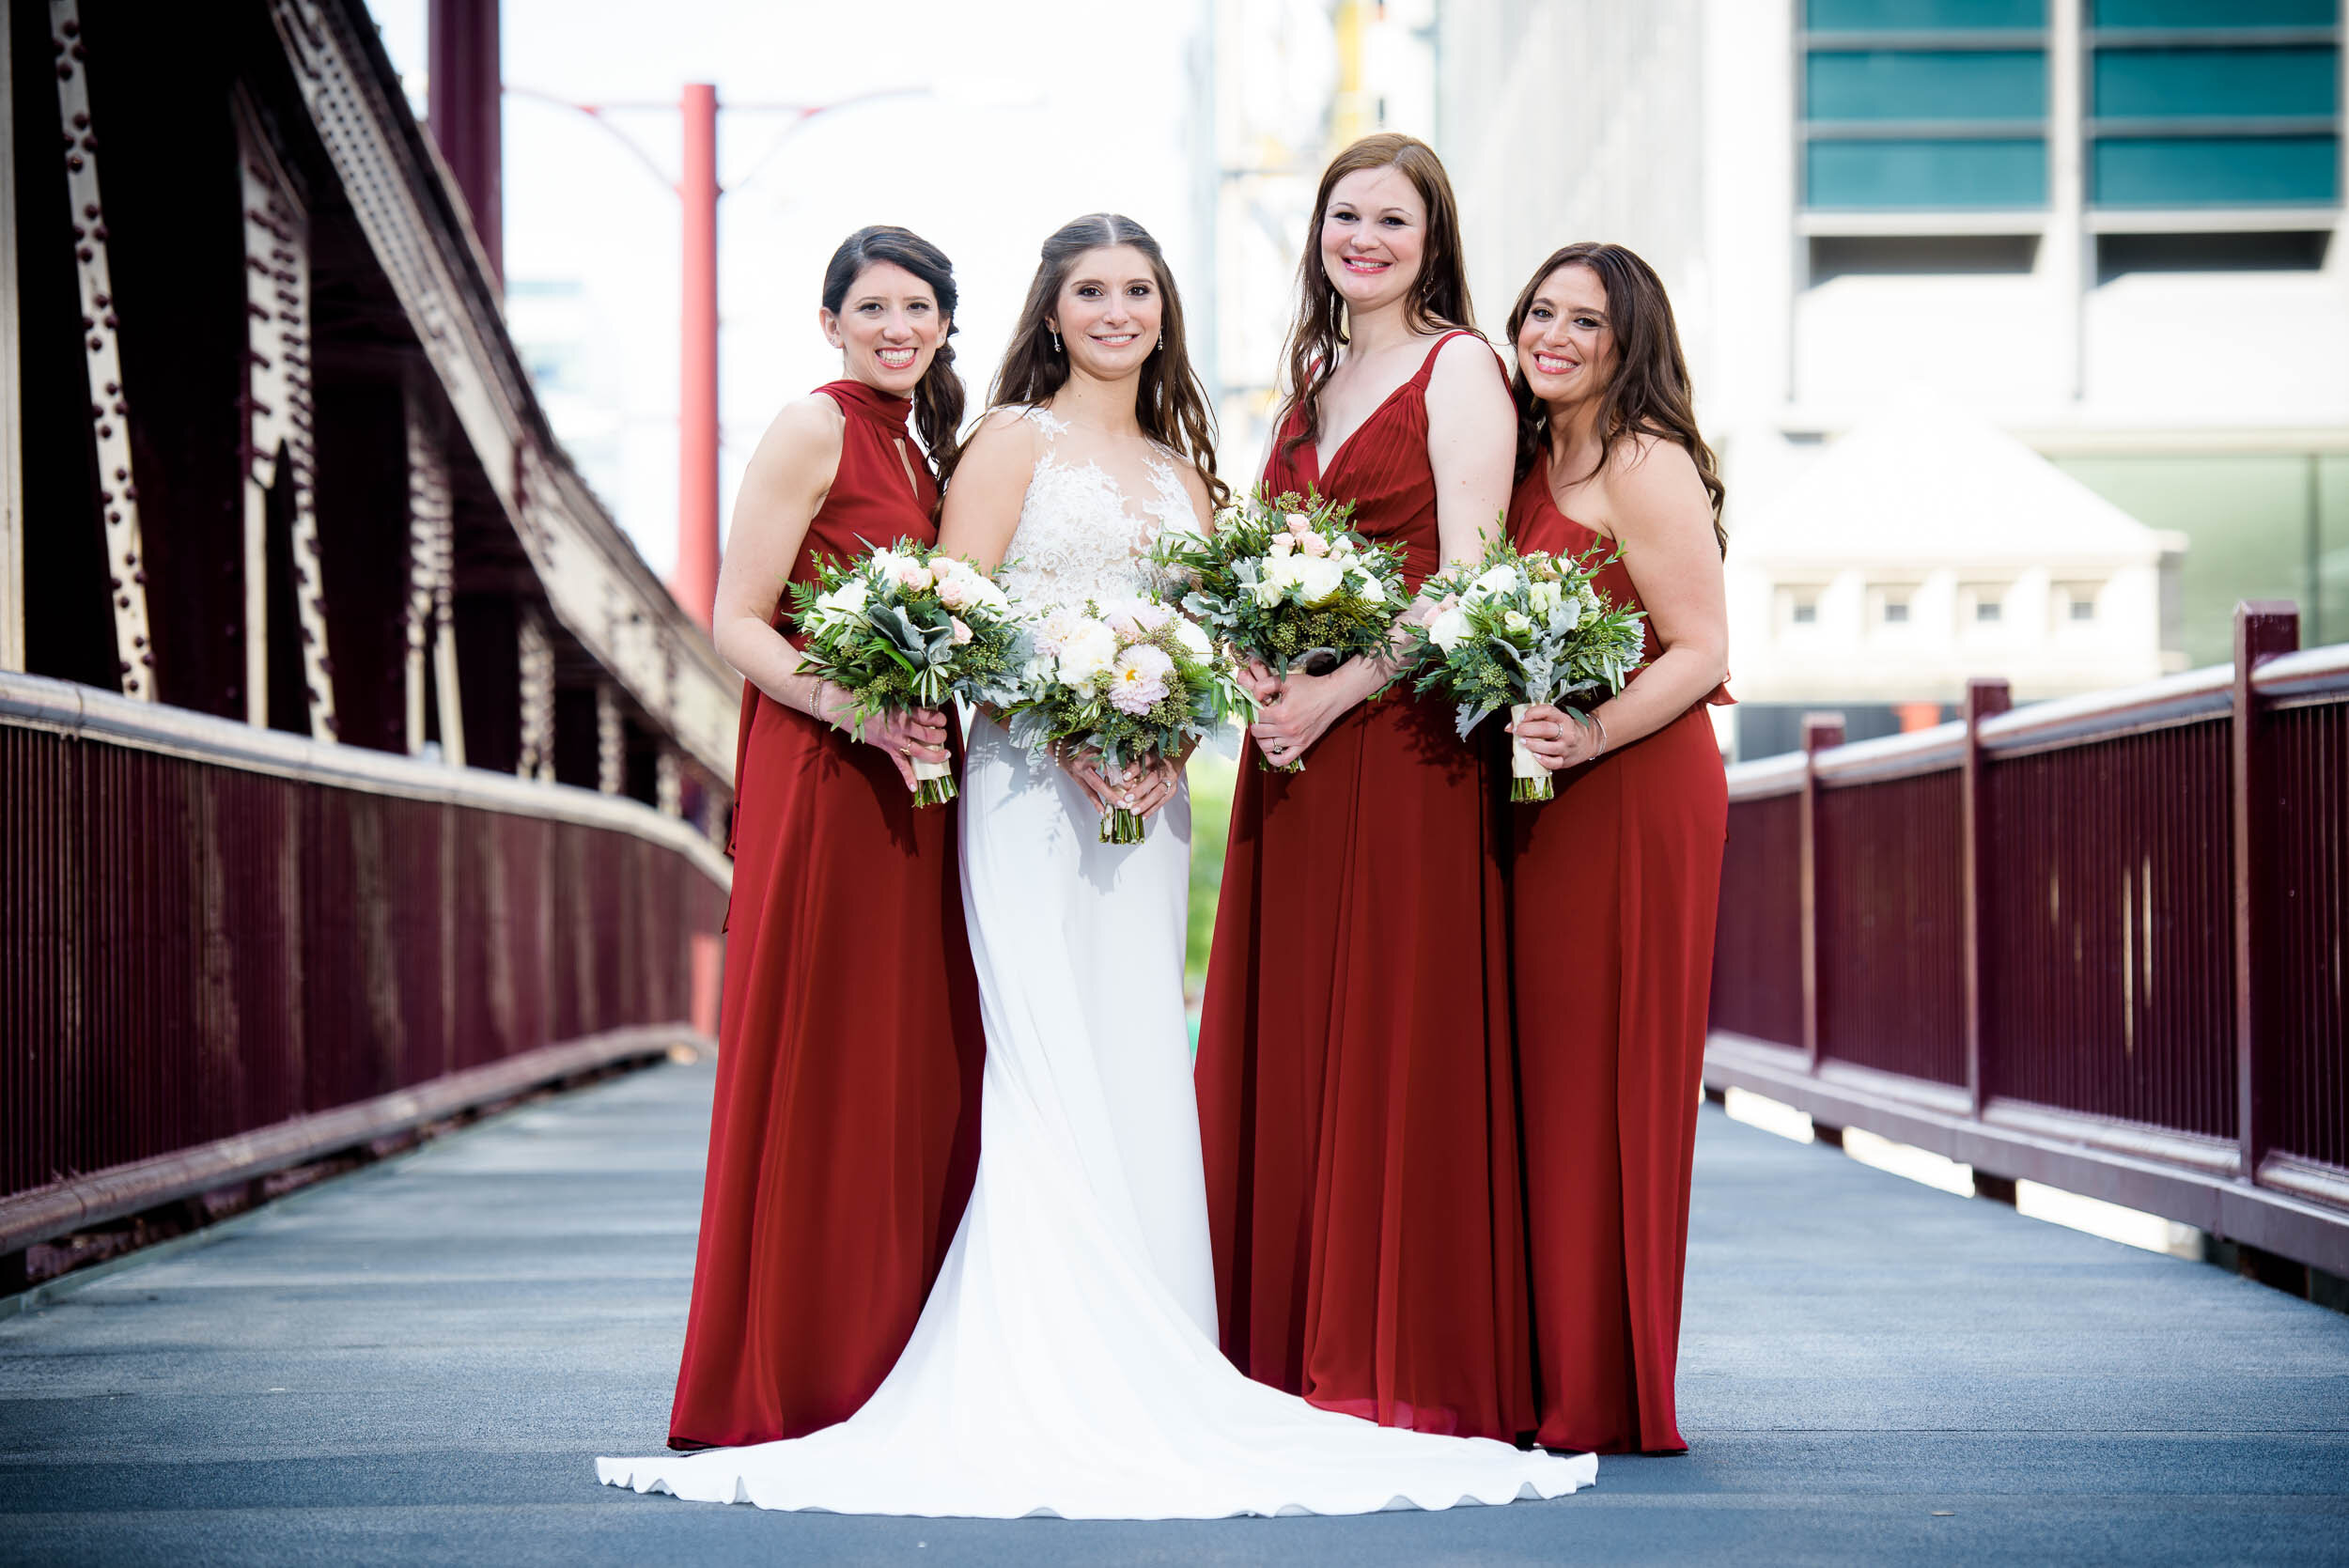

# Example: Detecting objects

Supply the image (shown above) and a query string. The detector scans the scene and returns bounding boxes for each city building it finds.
[1438,0,2348,753]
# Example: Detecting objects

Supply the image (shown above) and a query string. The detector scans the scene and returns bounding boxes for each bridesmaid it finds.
[667,226,984,1450]
[1500,242,1732,1454]
[1194,134,1533,1442]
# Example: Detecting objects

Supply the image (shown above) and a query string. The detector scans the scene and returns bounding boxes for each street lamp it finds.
[500,84,929,630]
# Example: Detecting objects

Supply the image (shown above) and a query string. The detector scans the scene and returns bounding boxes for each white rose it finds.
[1428,607,1471,654]
[1267,534,1296,559]
[1056,619,1119,688]
[1172,616,1213,656]
[1529,580,1563,614]
[1330,535,1357,557]
[1294,556,1346,606]
[1473,564,1518,596]
[1262,554,1307,591]
[1502,610,1534,637]
[1251,578,1283,608]
[817,582,868,622]
[1356,572,1387,604]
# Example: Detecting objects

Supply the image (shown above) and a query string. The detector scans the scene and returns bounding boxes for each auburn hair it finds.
[1277,134,1475,462]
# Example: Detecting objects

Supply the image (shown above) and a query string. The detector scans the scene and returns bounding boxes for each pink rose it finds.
[950,616,972,645]
[937,572,977,611]
[1299,533,1330,558]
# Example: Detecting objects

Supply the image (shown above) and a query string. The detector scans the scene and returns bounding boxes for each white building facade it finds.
[1437,0,2349,752]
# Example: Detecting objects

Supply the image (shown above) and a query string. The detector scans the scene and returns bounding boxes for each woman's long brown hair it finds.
[1277,133,1475,464]
[820,225,964,481]
[944,213,1227,508]
[1505,242,1726,554]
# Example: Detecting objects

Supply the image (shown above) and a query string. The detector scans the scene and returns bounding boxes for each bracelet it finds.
[1590,712,1609,757]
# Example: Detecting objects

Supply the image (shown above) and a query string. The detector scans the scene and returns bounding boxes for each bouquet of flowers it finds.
[1148,489,1408,769]
[788,539,1025,807]
[1000,594,1251,844]
[1402,536,1648,803]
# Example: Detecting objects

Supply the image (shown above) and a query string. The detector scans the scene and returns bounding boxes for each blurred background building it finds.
[1439,0,2348,754]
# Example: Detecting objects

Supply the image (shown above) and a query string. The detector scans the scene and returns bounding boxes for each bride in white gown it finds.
[597,214,1595,1518]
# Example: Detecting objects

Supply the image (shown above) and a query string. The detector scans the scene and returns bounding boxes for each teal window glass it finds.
[1808,0,2043,26]
[2095,48,2339,119]
[2093,135,2340,205]
[1810,139,2048,206]
[1810,50,2046,118]
[2091,0,2335,26]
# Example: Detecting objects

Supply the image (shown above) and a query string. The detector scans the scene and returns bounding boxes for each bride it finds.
[597,214,1595,1519]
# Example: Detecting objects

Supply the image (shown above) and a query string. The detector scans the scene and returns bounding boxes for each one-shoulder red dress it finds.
[1194,332,1535,1442]
[1506,446,1729,1453]
[667,380,984,1451]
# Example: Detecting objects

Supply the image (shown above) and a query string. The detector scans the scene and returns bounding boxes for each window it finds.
[1976,598,2003,623]
[2057,582,2104,624]
[1781,585,1824,629]
[2088,0,2341,210]
[2071,597,2097,622]
[1881,587,1914,624]
[1802,0,2049,210]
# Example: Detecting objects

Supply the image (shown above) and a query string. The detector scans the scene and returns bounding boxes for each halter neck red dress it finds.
[1194,332,1535,1442]
[667,379,983,1450]
[1506,445,1729,1453]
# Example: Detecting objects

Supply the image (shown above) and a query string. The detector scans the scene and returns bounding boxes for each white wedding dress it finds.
[597,409,1596,1518]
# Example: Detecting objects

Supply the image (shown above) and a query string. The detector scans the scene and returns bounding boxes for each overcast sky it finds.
[369,0,1211,577]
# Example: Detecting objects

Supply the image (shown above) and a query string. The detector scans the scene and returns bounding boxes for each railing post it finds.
[1961,677,2012,1120]
[2233,600,2297,1185]
[1799,712,1845,1076]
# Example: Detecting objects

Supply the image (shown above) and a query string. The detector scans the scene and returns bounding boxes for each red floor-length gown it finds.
[1506,446,1729,1453]
[667,379,983,1451]
[1194,331,1535,1443]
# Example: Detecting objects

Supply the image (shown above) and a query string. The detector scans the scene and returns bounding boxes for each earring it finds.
[1156,332,1164,351]
[1050,329,1062,353]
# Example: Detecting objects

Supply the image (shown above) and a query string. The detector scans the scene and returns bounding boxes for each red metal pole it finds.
[428,0,502,283]
[673,84,721,630]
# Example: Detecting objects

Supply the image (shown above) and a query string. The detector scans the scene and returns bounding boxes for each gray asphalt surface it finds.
[4,1055,2345,1566]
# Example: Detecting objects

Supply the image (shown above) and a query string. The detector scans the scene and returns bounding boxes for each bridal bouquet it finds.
[1401,536,1648,803]
[788,539,1025,807]
[1000,594,1250,844]
[1148,489,1408,770]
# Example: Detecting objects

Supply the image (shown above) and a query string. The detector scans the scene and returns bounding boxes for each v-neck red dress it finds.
[1506,446,1729,1453]
[1194,332,1535,1442]
[667,380,984,1451]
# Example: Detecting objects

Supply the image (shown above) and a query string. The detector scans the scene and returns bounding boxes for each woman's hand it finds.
[819,685,949,790]
[1118,752,1184,822]
[1508,703,1603,773]
[1250,661,1370,768]
[1233,655,1284,707]
[1055,742,1121,814]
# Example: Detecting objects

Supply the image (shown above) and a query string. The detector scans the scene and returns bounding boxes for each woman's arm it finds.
[1512,435,1728,770]
[1248,335,1515,765]
[712,396,944,788]
[935,410,1036,570]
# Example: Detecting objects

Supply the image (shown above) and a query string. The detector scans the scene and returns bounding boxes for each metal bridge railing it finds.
[1,671,729,1268]
[1706,601,2349,1279]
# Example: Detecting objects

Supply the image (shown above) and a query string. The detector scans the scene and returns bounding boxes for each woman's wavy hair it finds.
[947,212,1226,508]
[1505,242,1726,554]
[821,225,965,482]
[1278,133,1474,462]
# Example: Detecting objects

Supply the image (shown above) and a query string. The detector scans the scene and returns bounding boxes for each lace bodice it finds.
[998,407,1193,612]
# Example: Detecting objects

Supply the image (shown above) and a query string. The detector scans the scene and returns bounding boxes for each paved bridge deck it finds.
[4,1056,2345,1566]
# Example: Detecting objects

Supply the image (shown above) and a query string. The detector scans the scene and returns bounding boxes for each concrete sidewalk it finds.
[3,1055,2345,1566]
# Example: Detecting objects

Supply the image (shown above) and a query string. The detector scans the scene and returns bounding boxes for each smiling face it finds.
[820,260,946,395]
[1317,165,1428,317]
[1047,244,1164,381]
[1515,263,1615,411]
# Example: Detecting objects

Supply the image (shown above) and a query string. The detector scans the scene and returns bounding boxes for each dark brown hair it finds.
[1278,134,1474,462]
[948,213,1226,508]
[1506,242,1726,554]
[821,225,965,479]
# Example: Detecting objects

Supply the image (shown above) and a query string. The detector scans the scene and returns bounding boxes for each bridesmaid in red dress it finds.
[1500,242,1732,1454]
[667,226,984,1450]
[1194,135,1534,1442]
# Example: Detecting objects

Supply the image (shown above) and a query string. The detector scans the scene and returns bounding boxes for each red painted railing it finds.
[2,671,728,1256]
[1707,603,2349,1278]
